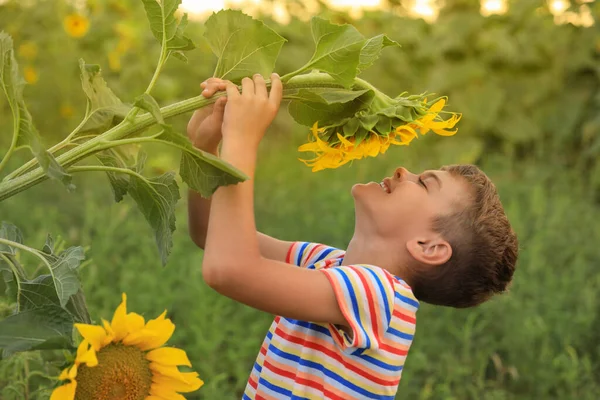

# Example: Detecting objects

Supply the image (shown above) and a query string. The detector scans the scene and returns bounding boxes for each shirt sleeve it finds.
[285,242,345,269]
[320,265,396,352]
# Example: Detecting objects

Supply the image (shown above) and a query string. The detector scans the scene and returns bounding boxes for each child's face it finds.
[351,167,470,241]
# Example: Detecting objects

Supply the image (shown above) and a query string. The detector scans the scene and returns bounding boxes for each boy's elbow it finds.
[202,259,235,292]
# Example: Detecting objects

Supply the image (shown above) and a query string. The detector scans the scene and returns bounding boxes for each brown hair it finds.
[410,164,518,308]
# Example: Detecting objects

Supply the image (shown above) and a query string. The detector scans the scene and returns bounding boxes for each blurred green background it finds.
[1,0,600,398]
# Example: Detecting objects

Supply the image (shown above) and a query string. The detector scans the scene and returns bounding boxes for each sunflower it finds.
[50,293,203,400]
[298,98,461,172]
[63,14,90,38]
[60,104,75,119]
[23,66,38,84]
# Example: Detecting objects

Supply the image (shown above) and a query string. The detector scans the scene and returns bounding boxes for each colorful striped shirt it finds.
[243,242,419,400]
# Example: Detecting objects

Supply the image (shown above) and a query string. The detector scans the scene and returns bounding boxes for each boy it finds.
[187,75,518,399]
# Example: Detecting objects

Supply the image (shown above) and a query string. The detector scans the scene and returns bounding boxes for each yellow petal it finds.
[125,311,145,334]
[75,340,98,367]
[68,364,78,380]
[336,133,353,147]
[149,362,188,380]
[149,384,186,400]
[152,372,204,393]
[74,323,109,351]
[146,347,192,367]
[110,293,129,341]
[137,312,175,350]
[298,142,321,152]
[50,380,77,400]
[428,98,446,114]
[432,128,458,136]
[58,367,71,381]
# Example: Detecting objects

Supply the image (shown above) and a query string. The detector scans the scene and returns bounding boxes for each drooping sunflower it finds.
[298,97,461,172]
[63,14,90,38]
[50,293,203,400]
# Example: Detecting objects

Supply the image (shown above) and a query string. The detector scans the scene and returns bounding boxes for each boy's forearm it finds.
[187,145,218,249]
[203,141,261,268]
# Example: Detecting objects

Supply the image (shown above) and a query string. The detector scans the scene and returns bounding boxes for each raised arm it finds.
[187,78,292,262]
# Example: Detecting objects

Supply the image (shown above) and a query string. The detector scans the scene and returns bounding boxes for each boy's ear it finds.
[406,237,452,266]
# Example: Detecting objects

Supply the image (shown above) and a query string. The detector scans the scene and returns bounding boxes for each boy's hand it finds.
[186,78,228,152]
[222,73,282,151]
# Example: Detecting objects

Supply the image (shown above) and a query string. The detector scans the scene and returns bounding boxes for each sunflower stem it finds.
[0,73,385,202]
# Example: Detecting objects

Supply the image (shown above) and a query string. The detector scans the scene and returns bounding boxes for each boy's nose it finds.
[394,167,417,183]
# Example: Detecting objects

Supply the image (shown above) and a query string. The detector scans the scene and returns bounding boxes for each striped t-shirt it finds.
[243,242,419,400]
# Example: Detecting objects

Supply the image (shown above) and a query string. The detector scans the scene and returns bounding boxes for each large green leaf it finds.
[38,236,91,323]
[0,222,26,302]
[204,10,286,82]
[0,305,74,357]
[141,0,194,53]
[302,17,366,87]
[78,59,132,135]
[287,87,375,127]
[0,221,23,255]
[20,274,90,324]
[96,150,131,202]
[0,33,74,190]
[357,34,400,74]
[155,129,248,197]
[96,149,181,264]
[41,245,85,309]
[127,152,181,266]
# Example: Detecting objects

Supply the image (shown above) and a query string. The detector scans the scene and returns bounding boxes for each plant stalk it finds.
[0,73,379,202]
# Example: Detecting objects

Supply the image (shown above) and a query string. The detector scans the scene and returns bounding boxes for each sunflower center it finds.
[74,343,153,400]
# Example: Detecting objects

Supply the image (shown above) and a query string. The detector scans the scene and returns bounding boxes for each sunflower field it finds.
[0,0,599,399]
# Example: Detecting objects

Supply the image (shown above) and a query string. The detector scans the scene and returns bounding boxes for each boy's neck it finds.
[342,234,410,281]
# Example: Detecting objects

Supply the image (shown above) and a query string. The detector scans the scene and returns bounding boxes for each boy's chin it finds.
[351,182,385,199]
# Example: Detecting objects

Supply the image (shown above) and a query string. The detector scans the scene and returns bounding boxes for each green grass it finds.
[1,133,600,399]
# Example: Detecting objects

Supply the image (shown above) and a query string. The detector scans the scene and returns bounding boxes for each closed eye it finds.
[418,177,427,190]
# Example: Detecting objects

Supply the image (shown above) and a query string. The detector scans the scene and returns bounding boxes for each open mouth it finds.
[379,181,391,194]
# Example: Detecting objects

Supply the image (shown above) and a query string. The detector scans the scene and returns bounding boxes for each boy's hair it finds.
[410,164,518,308]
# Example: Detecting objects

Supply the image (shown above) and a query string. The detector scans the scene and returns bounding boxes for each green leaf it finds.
[303,17,366,87]
[0,222,23,255]
[0,222,26,302]
[78,59,132,135]
[96,150,131,202]
[154,129,248,197]
[172,51,188,63]
[0,33,74,190]
[41,246,85,308]
[204,10,286,82]
[0,305,74,357]
[0,254,24,302]
[20,274,90,324]
[358,113,379,132]
[287,87,374,127]
[127,152,181,266]
[134,93,165,125]
[357,34,400,73]
[142,0,194,52]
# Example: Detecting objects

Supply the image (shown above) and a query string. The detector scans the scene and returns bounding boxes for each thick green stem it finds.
[0,73,374,202]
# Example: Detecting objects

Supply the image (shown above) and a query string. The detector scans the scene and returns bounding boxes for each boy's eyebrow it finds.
[423,172,442,188]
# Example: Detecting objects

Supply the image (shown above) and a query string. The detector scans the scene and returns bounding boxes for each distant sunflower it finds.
[60,104,74,119]
[23,66,38,84]
[63,14,90,38]
[50,293,203,400]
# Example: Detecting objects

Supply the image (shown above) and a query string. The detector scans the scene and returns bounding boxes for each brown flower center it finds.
[74,343,153,400]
